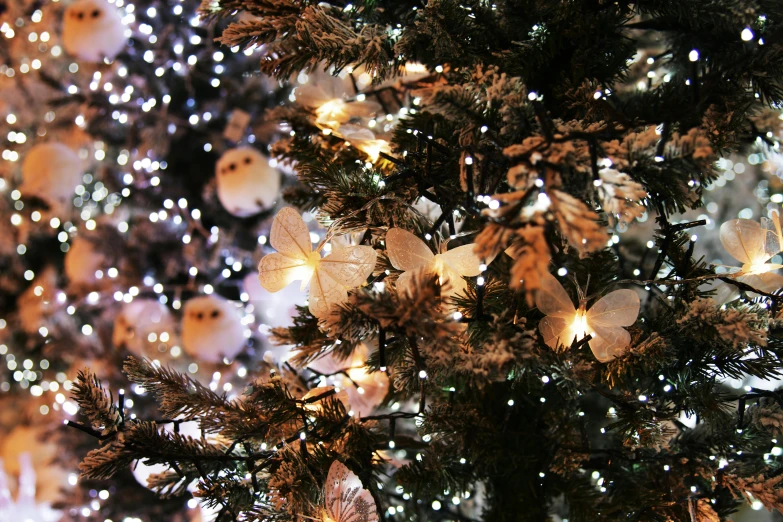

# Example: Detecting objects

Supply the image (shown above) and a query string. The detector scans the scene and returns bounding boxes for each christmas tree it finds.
[3,0,783,521]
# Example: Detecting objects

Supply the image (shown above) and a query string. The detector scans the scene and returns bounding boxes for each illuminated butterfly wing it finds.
[309,268,348,319]
[535,272,576,319]
[258,253,309,292]
[762,211,782,257]
[438,243,487,278]
[259,208,315,292]
[587,323,631,363]
[539,316,576,350]
[585,289,640,362]
[386,228,434,273]
[270,207,312,260]
[319,245,377,288]
[535,272,578,349]
[324,460,379,522]
[719,219,770,266]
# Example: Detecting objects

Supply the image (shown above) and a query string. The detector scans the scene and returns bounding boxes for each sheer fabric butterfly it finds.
[258,208,377,319]
[536,271,640,362]
[713,218,783,302]
[322,460,378,522]
[385,228,487,302]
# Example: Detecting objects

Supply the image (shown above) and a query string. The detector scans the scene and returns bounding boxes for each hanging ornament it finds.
[215,147,281,217]
[321,460,378,522]
[713,218,783,302]
[535,271,640,362]
[112,299,176,358]
[62,0,127,63]
[19,143,83,212]
[257,208,377,319]
[64,237,106,288]
[292,68,381,130]
[335,125,391,163]
[385,228,487,302]
[308,342,389,417]
[181,295,247,363]
[0,454,61,522]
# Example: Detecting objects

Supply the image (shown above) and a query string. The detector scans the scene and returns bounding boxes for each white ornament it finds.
[292,67,380,130]
[335,124,390,163]
[215,147,281,217]
[386,228,487,302]
[535,271,640,362]
[322,460,378,522]
[181,295,246,362]
[113,299,176,358]
[20,143,82,212]
[64,237,106,287]
[0,454,61,522]
[257,208,377,319]
[711,218,783,303]
[62,0,126,63]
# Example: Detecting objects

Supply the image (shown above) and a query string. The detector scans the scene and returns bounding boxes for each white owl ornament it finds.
[215,147,281,217]
[62,0,127,63]
[20,143,83,212]
[113,299,176,358]
[181,295,247,363]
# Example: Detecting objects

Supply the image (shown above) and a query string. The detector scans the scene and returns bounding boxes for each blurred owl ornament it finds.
[113,299,176,358]
[181,295,247,362]
[0,454,61,522]
[62,0,127,62]
[64,237,106,288]
[215,147,280,217]
[20,143,83,213]
[16,267,60,335]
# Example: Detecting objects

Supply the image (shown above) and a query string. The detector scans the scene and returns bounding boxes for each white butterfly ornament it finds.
[385,228,488,301]
[536,271,640,362]
[258,208,377,319]
[713,218,783,302]
[322,460,378,522]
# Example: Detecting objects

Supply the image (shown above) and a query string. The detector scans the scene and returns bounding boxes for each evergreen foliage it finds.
[71,0,783,520]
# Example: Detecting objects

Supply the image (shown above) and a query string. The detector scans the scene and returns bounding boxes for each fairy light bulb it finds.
[315,99,348,127]
[571,308,589,340]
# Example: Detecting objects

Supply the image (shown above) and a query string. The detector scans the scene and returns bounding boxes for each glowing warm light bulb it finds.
[315,99,348,128]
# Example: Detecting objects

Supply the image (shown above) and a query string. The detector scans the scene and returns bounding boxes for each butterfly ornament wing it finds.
[585,290,640,362]
[535,272,578,350]
[386,228,435,295]
[323,461,379,522]
[312,245,377,318]
[259,208,315,292]
[719,219,782,272]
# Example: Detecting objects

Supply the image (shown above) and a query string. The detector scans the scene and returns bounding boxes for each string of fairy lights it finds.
[0,2,782,519]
